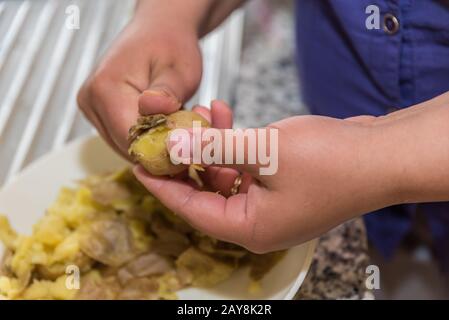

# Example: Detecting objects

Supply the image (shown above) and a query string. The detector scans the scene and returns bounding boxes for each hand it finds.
[77,8,203,158]
[134,102,400,253]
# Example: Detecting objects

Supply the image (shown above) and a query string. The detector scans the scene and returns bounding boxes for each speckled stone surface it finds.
[234,0,372,299]
[295,220,373,300]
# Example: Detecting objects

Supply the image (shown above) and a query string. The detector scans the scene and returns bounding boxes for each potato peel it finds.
[128,111,210,186]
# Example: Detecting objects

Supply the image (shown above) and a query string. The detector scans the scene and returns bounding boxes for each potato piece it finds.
[176,248,235,287]
[118,278,160,300]
[33,214,69,247]
[79,217,137,267]
[249,251,286,281]
[195,235,248,259]
[0,250,13,277]
[36,253,92,281]
[150,215,191,257]
[128,111,210,176]
[0,216,18,250]
[21,275,76,300]
[0,276,22,299]
[76,272,120,300]
[117,252,173,285]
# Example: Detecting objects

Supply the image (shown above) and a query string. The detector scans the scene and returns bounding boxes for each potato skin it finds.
[129,111,210,176]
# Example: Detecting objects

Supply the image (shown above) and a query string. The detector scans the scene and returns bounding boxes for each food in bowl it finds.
[0,168,284,300]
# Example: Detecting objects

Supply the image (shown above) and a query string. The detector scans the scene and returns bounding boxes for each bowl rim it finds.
[283,238,317,300]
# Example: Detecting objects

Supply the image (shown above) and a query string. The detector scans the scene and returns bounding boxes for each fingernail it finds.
[143,89,170,97]
[142,89,181,105]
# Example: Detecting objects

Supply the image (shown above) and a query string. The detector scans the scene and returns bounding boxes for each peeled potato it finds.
[128,111,210,176]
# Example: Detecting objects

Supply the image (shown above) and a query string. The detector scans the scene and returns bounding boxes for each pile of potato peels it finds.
[0,169,284,300]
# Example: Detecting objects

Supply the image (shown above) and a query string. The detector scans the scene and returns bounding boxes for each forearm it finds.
[135,0,246,37]
[372,92,449,204]
[198,0,247,37]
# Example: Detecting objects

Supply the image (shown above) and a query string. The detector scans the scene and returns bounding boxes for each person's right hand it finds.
[77,13,203,158]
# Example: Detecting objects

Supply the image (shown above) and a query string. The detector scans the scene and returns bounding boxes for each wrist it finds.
[368,99,449,205]
[134,0,214,37]
[359,119,407,209]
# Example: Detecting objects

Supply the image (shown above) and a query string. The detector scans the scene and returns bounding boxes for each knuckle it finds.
[88,71,111,97]
[178,61,202,90]
[181,63,201,85]
[77,85,89,112]
[77,70,112,113]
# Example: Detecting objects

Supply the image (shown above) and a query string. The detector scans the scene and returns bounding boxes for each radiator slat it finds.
[0,0,243,186]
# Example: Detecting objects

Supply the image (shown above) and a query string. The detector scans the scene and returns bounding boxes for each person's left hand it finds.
[134,101,399,253]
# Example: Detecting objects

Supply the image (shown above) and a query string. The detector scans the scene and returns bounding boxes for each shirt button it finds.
[383,13,400,35]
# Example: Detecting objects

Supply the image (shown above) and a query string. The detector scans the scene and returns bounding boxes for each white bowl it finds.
[0,136,316,300]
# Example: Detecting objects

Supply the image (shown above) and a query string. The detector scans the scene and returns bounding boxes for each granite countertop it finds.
[233,0,372,300]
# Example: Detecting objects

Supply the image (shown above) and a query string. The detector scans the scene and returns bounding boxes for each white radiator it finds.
[0,0,244,186]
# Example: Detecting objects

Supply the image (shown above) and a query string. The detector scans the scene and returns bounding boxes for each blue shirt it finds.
[295,0,449,270]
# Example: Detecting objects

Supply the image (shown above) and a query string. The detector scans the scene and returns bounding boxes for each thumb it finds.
[167,127,279,177]
[346,115,377,124]
[139,65,201,115]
